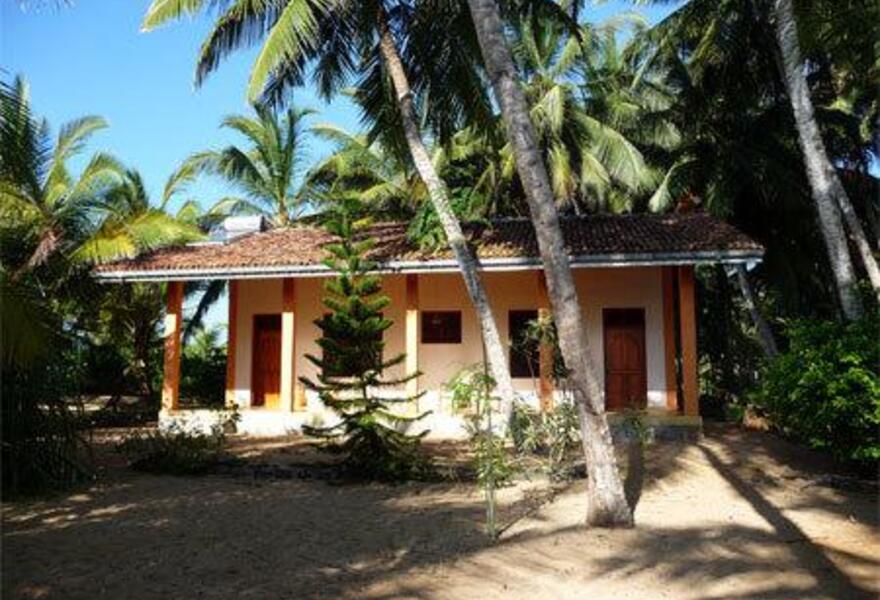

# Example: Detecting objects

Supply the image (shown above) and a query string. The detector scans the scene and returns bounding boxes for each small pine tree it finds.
[300,198,432,481]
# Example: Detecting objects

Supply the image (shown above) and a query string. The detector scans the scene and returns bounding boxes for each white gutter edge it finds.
[93,250,764,283]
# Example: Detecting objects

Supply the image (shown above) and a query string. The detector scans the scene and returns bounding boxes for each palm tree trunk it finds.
[466,0,632,527]
[772,0,870,318]
[836,193,880,304]
[735,265,778,358]
[375,9,517,420]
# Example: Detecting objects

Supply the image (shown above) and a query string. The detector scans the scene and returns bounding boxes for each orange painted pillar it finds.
[405,274,420,401]
[280,278,297,412]
[162,281,183,412]
[537,271,555,412]
[225,280,239,408]
[678,266,699,416]
[661,267,679,411]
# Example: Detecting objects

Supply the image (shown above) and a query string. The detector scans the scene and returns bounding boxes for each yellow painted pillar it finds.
[162,281,183,412]
[678,266,699,416]
[537,271,555,412]
[225,280,239,408]
[405,274,419,401]
[661,267,679,412]
[280,278,296,412]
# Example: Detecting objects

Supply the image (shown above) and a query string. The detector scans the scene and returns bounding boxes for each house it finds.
[94,213,763,438]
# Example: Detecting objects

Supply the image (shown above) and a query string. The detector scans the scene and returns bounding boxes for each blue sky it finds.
[2,0,363,213]
[3,0,680,214]
[2,0,679,333]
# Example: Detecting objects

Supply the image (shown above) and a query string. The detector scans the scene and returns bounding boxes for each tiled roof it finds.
[94,213,763,280]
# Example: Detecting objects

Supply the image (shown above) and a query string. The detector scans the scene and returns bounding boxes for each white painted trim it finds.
[94,250,763,282]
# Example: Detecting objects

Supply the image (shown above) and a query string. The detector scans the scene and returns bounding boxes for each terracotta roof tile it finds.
[95,213,762,277]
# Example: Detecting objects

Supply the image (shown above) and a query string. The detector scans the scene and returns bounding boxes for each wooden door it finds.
[251,314,281,409]
[603,308,647,411]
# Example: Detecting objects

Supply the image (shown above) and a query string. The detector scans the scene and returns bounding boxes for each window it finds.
[421,311,462,344]
[509,310,539,378]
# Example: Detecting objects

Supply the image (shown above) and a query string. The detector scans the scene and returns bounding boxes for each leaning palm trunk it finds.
[466,0,632,526]
[772,0,874,318]
[375,9,517,420]
[735,266,778,358]
[835,197,880,304]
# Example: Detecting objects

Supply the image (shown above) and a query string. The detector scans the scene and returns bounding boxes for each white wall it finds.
[573,267,667,409]
[230,266,668,414]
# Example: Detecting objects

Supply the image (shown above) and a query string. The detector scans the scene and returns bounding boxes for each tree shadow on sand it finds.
[3,428,876,600]
[587,442,877,599]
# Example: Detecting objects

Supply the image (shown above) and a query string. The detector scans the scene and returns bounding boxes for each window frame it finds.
[420,310,463,344]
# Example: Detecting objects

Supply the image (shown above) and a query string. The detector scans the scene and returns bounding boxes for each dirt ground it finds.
[2,425,878,600]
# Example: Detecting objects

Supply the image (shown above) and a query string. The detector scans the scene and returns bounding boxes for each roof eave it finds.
[93,249,764,283]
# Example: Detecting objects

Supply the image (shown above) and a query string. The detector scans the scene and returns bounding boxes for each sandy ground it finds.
[2,425,878,600]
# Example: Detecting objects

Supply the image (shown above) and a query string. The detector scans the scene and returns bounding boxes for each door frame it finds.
[602,307,648,411]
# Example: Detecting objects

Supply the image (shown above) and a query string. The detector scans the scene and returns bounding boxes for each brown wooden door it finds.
[603,308,647,411]
[252,314,281,409]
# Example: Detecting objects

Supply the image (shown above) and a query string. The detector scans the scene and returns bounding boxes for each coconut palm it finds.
[466,0,633,525]
[83,166,212,393]
[645,0,877,318]
[73,169,203,265]
[1,75,210,369]
[0,76,120,277]
[142,0,520,416]
[576,21,682,213]
[306,123,426,218]
[510,15,655,213]
[176,105,316,227]
[771,0,878,315]
[0,76,204,494]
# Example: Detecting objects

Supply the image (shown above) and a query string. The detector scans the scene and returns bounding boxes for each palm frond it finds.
[73,210,202,265]
[247,0,332,101]
[141,0,206,31]
[183,279,227,344]
[194,0,283,87]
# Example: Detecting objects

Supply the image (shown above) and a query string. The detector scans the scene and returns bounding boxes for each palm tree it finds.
[306,123,426,218]
[466,0,632,525]
[73,169,203,265]
[770,0,878,316]
[176,105,316,227]
[645,0,876,319]
[142,0,520,417]
[576,22,682,213]
[640,0,878,323]
[1,75,208,367]
[511,16,654,213]
[78,167,204,395]
[0,76,120,277]
[309,122,507,250]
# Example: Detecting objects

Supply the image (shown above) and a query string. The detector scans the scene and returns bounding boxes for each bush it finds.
[117,425,228,475]
[510,401,580,480]
[750,313,880,467]
[1,361,93,499]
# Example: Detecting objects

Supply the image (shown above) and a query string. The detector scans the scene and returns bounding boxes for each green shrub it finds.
[510,401,580,480]
[447,364,514,539]
[117,424,228,475]
[750,313,880,467]
[1,361,93,498]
